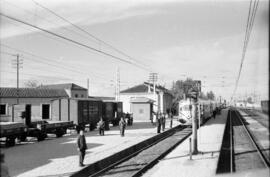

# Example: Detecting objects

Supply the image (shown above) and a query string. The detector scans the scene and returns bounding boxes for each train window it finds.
[0,104,6,115]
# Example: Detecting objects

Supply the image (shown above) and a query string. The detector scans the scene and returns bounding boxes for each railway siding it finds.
[237,109,269,166]
[99,128,192,177]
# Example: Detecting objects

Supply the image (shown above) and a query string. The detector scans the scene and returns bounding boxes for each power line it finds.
[31,0,152,71]
[1,0,100,46]
[0,44,112,81]
[0,13,150,71]
[1,51,139,85]
[231,0,259,100]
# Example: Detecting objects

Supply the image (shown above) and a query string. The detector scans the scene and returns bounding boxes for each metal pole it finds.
[192,97,198,154]
[189,138,192,160]
[87,78,89,96]
[16,54,19,105]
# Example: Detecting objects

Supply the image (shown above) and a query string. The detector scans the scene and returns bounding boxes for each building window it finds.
[81,94,84,98]
[0,104,6,115]
[139,109,144,114]
[75,94,78,98]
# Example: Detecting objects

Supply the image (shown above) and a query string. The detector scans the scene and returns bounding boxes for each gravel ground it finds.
[100,127,192,177]
[237,110,269,167]
[1,119,179,177]
[232,110,266,171]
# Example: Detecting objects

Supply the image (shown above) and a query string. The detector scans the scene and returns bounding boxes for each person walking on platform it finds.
[77,130,87,167]
[213,108,217,119]
[161,113,166,132]
[157,112,162,133]
[97,117,105,136]
[119,117,126,137]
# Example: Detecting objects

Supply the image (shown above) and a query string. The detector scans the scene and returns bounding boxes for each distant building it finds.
[0,87,68,122]
[0,83,89,122]
[130,97,155,121]
[119,82,173,114]
[40,83,88,98]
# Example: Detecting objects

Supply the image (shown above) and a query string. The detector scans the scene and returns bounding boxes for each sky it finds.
[0,0,268,102]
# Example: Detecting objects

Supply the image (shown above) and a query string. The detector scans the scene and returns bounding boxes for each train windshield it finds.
[180,105,190,111]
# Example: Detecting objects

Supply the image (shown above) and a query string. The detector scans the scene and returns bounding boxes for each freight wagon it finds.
[51,98,102,131]
[0,104,73,146]
[102,101,123,130]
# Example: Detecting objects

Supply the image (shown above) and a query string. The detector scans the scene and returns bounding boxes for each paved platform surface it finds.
[144,109,229,177]
[143,109,270,177]
[1,119,179,177]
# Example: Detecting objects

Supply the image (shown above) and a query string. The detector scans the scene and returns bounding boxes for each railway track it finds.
[231,108,269,171]
[240,108,268,128]
[88,126,192,177]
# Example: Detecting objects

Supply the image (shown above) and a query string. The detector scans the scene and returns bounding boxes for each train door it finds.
[25,104,31,126]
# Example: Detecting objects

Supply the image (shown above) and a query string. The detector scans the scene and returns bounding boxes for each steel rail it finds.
[89,126,188,177]
[233,108,270,168]
[132,130,192,177]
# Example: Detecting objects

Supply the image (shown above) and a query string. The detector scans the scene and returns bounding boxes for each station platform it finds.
[143,109,270,177]
[143,109,229,177]
[2,119,179,177]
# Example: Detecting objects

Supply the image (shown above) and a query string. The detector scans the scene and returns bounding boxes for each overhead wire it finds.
[1,0,100,46]
[231,0,259,100]
[1,50,140,86]
[0,44,113,81]
[31,0,152,71]
[0,13,151,72]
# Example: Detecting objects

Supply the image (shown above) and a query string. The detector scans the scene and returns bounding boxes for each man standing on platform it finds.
[97,117,105,136]
[157,112,162,133]
[119,117,126,137]
[77,130,87,167]
[162,113,166,131]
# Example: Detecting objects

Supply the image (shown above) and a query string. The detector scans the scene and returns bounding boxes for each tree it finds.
[246,97,253,103]
[171,78,216,103]
[206,91,215,100]
[24,80,40,88]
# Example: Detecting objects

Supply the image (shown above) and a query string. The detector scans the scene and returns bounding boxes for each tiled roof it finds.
[130,97,155,103]
[120,82,172,95]
[40,83,87,90]
[120,84,149,93]
[0,87,69,98]
[90,96,115,101]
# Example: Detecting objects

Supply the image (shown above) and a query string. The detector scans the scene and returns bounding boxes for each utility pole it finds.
[149,73,158,110]
[115,68,120,101]
[87,78,89,96]
[12,54,23,104]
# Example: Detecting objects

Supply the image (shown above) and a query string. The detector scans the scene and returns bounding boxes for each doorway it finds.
[42,104,50,119]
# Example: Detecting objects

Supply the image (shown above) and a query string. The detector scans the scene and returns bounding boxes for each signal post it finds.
[188,88,199,155]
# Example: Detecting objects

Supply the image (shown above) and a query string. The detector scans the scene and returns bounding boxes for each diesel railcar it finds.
[178,99,217,126]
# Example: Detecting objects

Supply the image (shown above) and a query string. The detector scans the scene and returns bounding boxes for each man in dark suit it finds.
[77,130,87,167]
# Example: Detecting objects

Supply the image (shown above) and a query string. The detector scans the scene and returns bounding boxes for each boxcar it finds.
[102,101,123,129]
[51,98,102,131]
